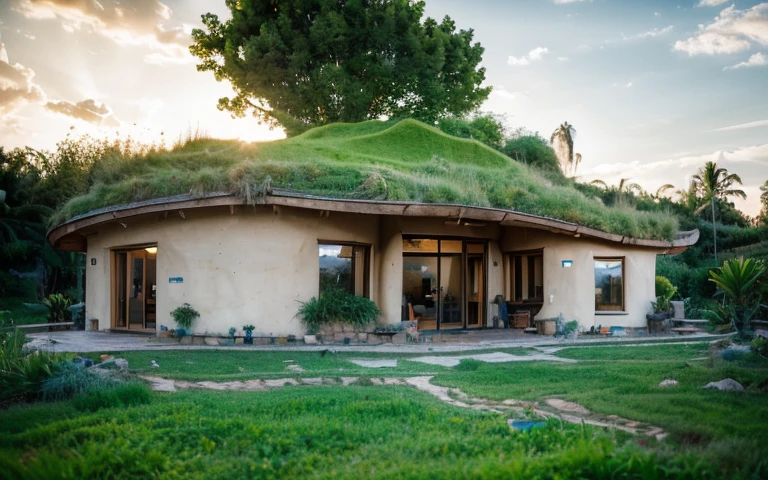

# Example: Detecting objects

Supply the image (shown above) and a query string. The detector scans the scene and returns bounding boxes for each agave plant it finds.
[708,258,766,335]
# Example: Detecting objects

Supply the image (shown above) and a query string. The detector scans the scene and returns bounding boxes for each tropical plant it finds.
[242,325,255,335]
[170,303,200,331]
[228,327,236,338]
[652,276,678,315]
[297,288,379,334]
[692,162,747,263]
[589,178,643,206]
[653,184,676,201]
[190,0,490,135]
[707,257,766,335]
[1,326,61,402]
[43,293,72,323]
[550,122,577,176]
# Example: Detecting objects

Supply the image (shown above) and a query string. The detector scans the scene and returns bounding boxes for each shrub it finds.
[41,362,121,402]
[0,326,61,402]
[71,382,151,411]
[43,293,72,323]
[297,288,379,334]
[170,303,199,331]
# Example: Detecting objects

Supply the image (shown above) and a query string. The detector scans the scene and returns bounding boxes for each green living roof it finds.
[51,119,678,241]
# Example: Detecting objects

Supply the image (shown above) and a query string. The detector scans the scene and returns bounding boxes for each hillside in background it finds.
[51,119,678,240]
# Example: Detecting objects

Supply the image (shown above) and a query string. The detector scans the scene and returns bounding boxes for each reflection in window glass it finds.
[319,244,369,297]
[594,259,624,311]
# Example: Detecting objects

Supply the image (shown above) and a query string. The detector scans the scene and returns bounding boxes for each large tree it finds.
[190,0,491,136]
[692,161,746,263]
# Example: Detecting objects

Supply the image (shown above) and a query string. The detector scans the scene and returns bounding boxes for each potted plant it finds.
[243,324,255,344]
[170,303,199,336]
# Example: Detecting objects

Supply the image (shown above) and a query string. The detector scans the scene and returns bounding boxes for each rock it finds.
[286,364,305,373]
[204,337,219,346]
[755,329,768,339]
[96,358,129,370]
[350,359,397,368]
[357,333,368,343]
[191,336,205,345]
[334,333,347,343]
[704,378,745,392]
[392,332,407,345]
[659,379,678,388]
[179,336,192,345]
[367,335,382,346]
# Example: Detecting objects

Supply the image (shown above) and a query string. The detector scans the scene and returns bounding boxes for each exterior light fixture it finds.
[145,247,157,254]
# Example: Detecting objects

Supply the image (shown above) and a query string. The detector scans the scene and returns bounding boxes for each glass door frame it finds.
[110,243,157,330]
[402,236,488,331]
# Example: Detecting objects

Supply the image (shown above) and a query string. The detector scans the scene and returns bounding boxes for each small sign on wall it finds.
[169,277,184,283]
[561,260,573,268]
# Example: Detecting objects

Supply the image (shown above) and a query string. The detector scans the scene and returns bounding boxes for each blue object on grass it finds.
[509,420,547,431]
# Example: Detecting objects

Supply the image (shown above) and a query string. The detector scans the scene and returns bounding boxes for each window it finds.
[318,243,370,297]
[594,258,624,311]
[504,251,543,302]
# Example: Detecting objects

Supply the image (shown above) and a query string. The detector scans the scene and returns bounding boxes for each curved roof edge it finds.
[47,189,699,254]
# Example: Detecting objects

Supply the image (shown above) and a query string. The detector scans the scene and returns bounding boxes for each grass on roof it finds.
[51,119,678,240]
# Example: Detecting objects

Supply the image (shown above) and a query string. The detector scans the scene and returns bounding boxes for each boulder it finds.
[754,329,768,339]
[191,336,206,346]
[658,379,678,388]
[704,378,744,392]
[304,335,318,345]
[204,337,219,346]
[179,336,192,345]
[367,335,382,346]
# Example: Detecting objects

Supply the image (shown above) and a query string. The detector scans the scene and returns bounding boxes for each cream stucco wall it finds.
[85,206,379,335]
[83,205,658,336]
[501,227,657,329]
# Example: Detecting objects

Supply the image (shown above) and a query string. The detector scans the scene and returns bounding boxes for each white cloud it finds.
[724,52,768,70]
[45,98,120,127]
[12,0,193,64]
[654,12,661,17]
[508,47,549,66]
[626,82,633,87]
[490,86,525,101]
[623,25,674,40]
[554,0,588,4]
[0,42,46,114]
[579,143,768,216]
[697,0,729,7]
[674,3,768,56]
[713,118,768,131]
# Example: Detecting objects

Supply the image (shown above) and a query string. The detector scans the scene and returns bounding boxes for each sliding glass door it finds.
[402,238,486,331]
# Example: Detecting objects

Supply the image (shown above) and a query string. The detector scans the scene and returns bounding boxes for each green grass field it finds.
[51,119,678,240]
[1,342,766,479]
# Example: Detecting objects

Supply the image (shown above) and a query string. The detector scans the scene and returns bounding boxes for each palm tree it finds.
[550,122,577,176]
[691,161,746,264]
[653,184,675,201]
[759,180,768,225]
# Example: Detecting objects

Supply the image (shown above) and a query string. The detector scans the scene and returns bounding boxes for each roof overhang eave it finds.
[46,190,700,254]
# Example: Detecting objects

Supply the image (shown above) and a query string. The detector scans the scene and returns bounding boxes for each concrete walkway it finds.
[26,330,729,354]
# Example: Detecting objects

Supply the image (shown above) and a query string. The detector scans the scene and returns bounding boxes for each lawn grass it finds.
[0,387,761,479]
[2,342,767,478]
[432,343,768,441]
[51,119,678,240]
[83,348,534,381]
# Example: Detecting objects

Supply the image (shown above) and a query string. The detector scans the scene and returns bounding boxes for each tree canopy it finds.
[190,0,490,135]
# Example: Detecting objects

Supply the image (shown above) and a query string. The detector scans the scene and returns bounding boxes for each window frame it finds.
[593,256,626,313]
[317,240,371,298]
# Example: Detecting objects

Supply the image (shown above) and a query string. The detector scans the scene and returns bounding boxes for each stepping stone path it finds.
[349,359,398,368]
[140,374,666,440]
[408,351,575,367]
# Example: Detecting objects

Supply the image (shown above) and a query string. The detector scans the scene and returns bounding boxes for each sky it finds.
[1,0,766,217]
